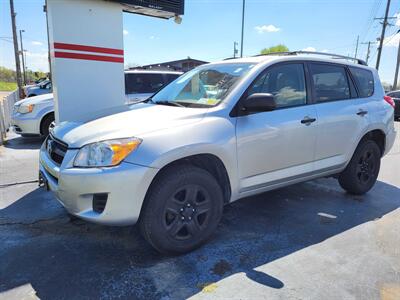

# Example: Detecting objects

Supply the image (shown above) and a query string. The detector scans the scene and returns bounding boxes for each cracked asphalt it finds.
[1,123,399,300]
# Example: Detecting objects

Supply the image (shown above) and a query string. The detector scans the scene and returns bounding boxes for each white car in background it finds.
[11,70,182,137]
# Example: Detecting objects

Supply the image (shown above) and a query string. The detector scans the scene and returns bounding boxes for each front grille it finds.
[46,135,68,165]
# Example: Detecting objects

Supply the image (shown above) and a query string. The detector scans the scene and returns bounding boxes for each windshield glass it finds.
[151,63,255,107]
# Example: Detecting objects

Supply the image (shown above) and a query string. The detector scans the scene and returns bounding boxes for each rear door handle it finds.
[357,110,368,116]
[301,116,317,125]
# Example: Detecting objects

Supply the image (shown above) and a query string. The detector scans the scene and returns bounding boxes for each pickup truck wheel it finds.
[338,140,381,195]
[140,165,223,254]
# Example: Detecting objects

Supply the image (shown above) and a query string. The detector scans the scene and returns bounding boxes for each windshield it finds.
[151,63,255,107]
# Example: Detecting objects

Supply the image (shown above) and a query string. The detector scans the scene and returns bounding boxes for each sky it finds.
[1,0,399,84]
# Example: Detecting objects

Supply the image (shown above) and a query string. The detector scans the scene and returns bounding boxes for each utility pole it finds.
[233,41,238,58]
[19,29,26,85]
[240,0,245,58]
[376,0,392,70]
[393,31,400,90]
[362,41,372,65]
[354,35,360,58]
[9,0,23,96]
[44,2,52,78]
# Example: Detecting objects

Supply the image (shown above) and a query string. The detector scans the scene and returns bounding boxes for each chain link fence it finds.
[0,90,19,145]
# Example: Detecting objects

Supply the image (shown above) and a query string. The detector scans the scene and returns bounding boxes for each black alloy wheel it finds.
[140,164,224,254]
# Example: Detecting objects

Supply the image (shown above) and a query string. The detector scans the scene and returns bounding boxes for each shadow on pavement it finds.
[3,135,44,150]
[0,178,399,299]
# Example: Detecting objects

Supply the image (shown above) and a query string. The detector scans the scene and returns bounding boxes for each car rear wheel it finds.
[338,140,381,195]
[139,164,223,254]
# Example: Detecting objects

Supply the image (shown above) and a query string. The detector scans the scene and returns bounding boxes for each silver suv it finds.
[39,52,396,254]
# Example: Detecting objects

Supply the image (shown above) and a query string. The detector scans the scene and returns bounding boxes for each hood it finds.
[52,103,207,148]
[14,93,54,106]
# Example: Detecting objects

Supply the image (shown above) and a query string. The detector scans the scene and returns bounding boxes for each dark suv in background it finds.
[386,90,400,120]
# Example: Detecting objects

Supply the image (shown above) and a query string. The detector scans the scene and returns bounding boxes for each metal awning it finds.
[108,0,184,19]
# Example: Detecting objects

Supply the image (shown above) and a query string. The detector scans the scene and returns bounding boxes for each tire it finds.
[338,140,381,195]
[140,164,224,254]
[40,113,55,136]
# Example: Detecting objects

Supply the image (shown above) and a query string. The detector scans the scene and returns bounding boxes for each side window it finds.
[248,63,307,108]
[125,73,165,94]
[309,63,350,102]
[349,67,374,98]
[165,74,180,84]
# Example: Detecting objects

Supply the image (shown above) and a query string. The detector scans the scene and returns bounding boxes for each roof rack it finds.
[254,51,368,66]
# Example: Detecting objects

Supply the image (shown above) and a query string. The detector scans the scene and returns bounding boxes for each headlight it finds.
[74,137,142,167]
[18,104,35,114]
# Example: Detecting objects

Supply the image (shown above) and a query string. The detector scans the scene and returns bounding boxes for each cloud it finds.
[149,36,159,40]
[123,30,129,35]
[302,46,316,52]
[31,41,43,46]
[255,25,280,34]
[24,51,49,71]
[383,32,400,47]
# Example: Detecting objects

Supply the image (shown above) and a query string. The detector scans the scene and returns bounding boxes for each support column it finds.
[46,0,125,123]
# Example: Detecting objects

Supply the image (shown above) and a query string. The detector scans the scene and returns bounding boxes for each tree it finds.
[260,44,289,55]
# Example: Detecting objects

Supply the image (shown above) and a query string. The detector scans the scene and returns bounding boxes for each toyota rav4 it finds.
[39,52,396,254]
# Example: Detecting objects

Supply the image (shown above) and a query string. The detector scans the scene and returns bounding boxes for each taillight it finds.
[384,96,395,108]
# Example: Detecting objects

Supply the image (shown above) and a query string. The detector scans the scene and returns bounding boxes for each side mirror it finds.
[242,93,276,112]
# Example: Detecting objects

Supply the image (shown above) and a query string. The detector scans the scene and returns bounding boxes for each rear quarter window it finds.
[349,67,374,98]
[309,63,351,103]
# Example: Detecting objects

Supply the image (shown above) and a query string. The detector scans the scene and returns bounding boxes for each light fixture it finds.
[174,15,182,25]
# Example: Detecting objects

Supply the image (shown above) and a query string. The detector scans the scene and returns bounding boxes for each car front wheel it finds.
[338,139,381,195]
[140,164,224,254]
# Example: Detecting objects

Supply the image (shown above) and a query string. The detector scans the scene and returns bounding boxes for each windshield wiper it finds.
[128,97,155,105]
[155,100,185,107]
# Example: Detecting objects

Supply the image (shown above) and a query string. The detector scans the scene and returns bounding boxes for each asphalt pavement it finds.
[0,123,399,300]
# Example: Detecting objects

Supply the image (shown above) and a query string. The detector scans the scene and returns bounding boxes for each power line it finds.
[360,0,384,43]
[370,28,399,61]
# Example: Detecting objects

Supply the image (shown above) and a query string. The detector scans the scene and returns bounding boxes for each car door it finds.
[309,62,370,171]
[236,62,318,192]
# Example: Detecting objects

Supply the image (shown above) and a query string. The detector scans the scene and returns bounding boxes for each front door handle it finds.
[357,109,368,116]
[301,116,316,125]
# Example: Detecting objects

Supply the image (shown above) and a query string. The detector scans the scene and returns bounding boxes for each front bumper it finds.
[39,143,158,226]
[11,112,41,135]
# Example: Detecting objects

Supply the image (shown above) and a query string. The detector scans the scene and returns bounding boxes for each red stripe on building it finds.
[54,42,124,56]
[54,51,124,63]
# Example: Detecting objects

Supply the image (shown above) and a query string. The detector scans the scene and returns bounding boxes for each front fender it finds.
[124,116,241,199]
